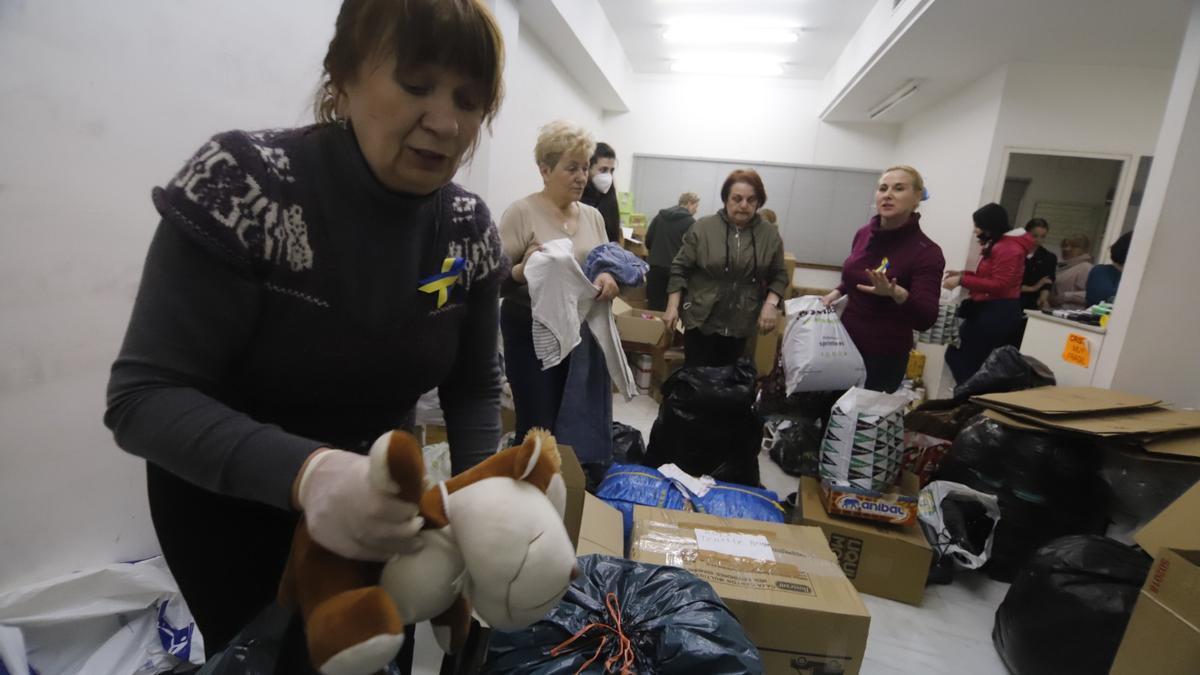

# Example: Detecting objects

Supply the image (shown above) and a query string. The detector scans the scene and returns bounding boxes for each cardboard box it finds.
[620,284,647,307]
[558,445,588,549]
[575,493,625,558]
[1110,548,1200,675]
[1135,479,1200,558]
[629,506,871,675]
[612,297,670,350]
[797,477,932,606]
[818,473,920,527]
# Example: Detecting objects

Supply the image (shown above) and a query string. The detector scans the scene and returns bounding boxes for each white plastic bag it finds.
[780,296,866,395]
[818,387,907,491]
[0,556,203,675]
[916,287,963,345]
[918,480,1001,569]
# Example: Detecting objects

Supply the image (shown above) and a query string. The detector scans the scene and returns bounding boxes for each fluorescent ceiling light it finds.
[663,23,800,45]
[670,55,785,77]
[867,79,922,119]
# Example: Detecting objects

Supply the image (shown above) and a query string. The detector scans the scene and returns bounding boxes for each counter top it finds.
[1025,310,1107,335]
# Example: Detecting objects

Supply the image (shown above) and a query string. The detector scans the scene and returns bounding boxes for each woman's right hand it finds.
[511,241,544,284]
[294,448,425,561]
[661,307,679,331]
[820,290,843,307]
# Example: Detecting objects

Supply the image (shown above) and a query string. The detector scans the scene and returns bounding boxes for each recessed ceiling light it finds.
[663,20,801,45]
[670,54,786,77]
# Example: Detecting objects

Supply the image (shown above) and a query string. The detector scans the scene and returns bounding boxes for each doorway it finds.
[998,152,1126,261]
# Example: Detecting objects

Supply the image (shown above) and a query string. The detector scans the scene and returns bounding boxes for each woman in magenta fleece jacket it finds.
[822,165,945,393]
[942,202,1035,383]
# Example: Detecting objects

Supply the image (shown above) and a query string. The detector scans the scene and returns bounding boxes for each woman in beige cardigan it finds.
[1051,234,1093,309]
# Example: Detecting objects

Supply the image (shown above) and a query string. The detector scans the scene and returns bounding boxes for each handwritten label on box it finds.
[1062,333,1091,368]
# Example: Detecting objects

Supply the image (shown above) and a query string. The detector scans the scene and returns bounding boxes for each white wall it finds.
[893,67,1008,269]
[603,74,898,194]
[1095,1,1200,408]
[820,0,932,116]
[483,22,606,215]
[0,0,335,592]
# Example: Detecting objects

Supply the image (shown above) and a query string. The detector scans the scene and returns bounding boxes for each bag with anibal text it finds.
[818,387,908,491]
[781,295,866,395]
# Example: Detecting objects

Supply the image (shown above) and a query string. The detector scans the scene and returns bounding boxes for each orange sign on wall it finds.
[1062,333,1091,368]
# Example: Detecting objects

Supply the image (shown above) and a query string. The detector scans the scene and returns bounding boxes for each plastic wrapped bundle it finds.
[485,555,762,674]
[993,536,1150,675]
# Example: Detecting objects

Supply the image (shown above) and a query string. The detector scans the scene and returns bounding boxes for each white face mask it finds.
[591,172,613,194]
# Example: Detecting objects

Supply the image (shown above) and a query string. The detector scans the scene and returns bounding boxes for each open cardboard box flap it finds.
[972,386,1161,415]
[1135,479,1200,558]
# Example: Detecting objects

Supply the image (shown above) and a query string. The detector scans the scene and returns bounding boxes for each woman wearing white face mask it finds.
[580,141,622,243]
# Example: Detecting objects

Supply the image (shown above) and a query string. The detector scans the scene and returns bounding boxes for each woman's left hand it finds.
[758,302,779,334]
[942,271,962,290]
[594,272,620,301]
[857,269,904,300]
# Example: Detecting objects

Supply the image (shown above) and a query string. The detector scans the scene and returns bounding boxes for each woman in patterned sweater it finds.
[105,0,508,663]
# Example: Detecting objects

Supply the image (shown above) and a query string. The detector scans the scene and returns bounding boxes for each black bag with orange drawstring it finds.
[483,555,762,674]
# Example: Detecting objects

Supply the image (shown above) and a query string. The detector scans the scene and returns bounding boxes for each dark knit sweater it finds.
[105,124,508,510]
[837,214,946,356]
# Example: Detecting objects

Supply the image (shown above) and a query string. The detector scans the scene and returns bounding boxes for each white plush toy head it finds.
[435,430,577,630]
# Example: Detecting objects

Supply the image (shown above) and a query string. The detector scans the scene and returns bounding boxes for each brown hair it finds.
[1062,234,1091,251]
[720,169,767,206]
[314,0,505,126]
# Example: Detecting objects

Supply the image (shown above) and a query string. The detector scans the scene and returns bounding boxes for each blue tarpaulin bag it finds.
[596,464,785,551]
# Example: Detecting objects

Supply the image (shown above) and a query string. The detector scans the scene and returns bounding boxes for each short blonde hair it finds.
[534,120,595,170]
[759,208,777,224]
[678,191,699,206]
[882,165,925,195]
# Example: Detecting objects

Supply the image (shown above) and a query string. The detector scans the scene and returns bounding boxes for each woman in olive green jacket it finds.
[662,169,788,368]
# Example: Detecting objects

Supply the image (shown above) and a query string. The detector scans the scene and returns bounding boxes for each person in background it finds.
[580,141,622,243]
[1086,231,1133,305]
[943,203,1034,383]
[1051,234,1093,309]
[662,169,787,368]
[1019,218,1057,311]
[821,165,945,393]
[105,0,507,662]
[644,191,699,310]
[498,120,619,486]
[759,208,777,225]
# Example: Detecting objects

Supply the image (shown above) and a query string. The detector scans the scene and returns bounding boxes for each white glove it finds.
[296,448,425,561]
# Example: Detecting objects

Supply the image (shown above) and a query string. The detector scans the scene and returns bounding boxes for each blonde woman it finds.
[822,165,945,392]
[499,120,619,485]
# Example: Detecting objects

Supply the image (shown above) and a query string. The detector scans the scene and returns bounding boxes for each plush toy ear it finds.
[368,430,425,502]
[512,428,561,493]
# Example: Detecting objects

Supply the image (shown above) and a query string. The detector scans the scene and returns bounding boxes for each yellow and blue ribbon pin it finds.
[418,257,466,308]
[873,257,890,274]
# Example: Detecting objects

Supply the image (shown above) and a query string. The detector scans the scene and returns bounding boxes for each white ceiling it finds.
[823,0,1192,122]
[599,0,877,79]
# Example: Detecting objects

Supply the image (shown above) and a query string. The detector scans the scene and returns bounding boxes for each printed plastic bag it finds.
[916,287,963,345]
[780,296,866,394]
[918,480,1002,569]
[0,557,203,675]
[992,536,1151,675]
[484,555,762,674]
[818,387,907,491]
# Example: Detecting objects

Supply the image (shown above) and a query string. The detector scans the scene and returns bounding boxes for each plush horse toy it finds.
[279,429,577,675]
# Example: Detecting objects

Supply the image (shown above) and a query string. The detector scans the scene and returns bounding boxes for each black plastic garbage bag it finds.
[944,415,1008,484]
[993,535,1151,675]
[645,359,762,486]
[764,415,824,477]
[953,345,1055,401]
[611,422,645,465]
[484,555,762,674]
